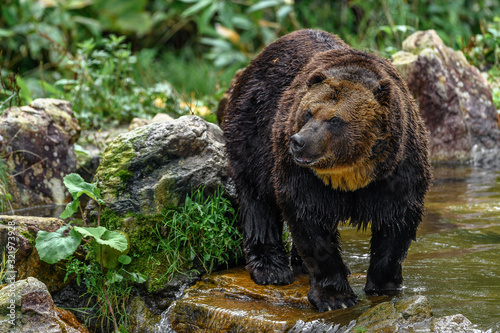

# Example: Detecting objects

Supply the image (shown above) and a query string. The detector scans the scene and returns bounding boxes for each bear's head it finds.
[289,67,394,191]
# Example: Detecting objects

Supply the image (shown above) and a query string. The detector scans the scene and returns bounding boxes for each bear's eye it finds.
[304,108,313,122]
[328,116,344,128]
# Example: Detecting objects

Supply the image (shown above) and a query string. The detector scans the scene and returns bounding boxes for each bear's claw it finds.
[308,285,358,312]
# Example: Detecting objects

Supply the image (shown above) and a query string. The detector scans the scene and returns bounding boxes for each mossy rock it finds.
[93,115,236,216]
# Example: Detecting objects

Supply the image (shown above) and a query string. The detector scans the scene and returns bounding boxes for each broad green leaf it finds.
[75,226,128,252]
[74,226,106,239]
[118,254,132,265]
[60,199,80,219]
[98,230,128,251]
[35,226,82,264]
[129,272,147,284]
[63,173,98,200]
[92,231,129,269]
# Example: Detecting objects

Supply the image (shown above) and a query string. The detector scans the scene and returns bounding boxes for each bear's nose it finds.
[290,134,306,153]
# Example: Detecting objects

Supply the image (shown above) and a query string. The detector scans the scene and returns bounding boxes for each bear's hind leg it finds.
[241,193,294,285]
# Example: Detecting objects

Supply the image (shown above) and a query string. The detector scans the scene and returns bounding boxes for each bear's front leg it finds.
[365,219,416,295]
[291,225,357,311]
[241,194,294,286]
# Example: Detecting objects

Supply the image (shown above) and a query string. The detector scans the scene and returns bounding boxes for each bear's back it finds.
[224,30,349,127]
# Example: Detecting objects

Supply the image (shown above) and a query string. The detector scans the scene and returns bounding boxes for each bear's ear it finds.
[373,79,392,106]
[306,72,327,88]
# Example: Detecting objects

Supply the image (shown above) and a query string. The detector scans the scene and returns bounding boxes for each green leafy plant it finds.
[155,187,242,281]
[181,0,297,69]
[35,173,145,332]
[53,35,185,129]
[466,17,500,70]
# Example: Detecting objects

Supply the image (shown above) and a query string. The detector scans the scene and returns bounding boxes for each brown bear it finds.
[222,29,432,312]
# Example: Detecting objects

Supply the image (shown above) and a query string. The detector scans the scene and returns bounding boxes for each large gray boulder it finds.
[0,216,71,293]
[0,277,89,332]
[94,115,235,215]
[392,30,500,163]
[0,99,80,209]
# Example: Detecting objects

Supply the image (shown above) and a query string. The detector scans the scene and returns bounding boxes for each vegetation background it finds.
[1,0,500,129]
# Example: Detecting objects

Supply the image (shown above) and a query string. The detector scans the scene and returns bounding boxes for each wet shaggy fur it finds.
[222,29,432,312]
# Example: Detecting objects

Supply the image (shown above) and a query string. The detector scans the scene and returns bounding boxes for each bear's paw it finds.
[308,284,358,312]
[245,252,294,286]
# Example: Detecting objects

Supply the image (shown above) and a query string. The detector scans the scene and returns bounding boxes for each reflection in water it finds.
[341,164,500,331]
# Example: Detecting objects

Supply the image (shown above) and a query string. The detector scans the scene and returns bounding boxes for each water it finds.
[3,204,67,217]
[341,164,500,331]
[6,165,500,331]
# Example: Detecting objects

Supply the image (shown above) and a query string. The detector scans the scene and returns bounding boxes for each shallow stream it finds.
[340,164,500,331]
[8,164,500,331]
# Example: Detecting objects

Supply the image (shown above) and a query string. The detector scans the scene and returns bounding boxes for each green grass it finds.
[0,157,12,213]
[155,187,242,281]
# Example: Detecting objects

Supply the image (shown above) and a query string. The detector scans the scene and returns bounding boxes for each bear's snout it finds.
[290,134,306,153]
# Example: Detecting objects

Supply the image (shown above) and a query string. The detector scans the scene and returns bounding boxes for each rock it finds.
[125,296,162,333]
[353,296,488,333]
[158,267,362,332]
[0,99,81,209]
[431,314,484,333]
[392,30,500,162]
[354,295,432,332]
[0,216,72,293]
[129,118,152,131]
[157,267,489,333]
[152,113,175,123]
[128,113,174,131]
[94,115,236,216]
[0,277,89,332]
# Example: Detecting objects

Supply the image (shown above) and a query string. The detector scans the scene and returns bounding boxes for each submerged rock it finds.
[125,296,163,333]
[392,30,500,163]
[0,99,81,209]
[93,115,235,216]
[159,267,362,332]
[157,267,488,333]
[0,277,89,332]
[0,215,71,293]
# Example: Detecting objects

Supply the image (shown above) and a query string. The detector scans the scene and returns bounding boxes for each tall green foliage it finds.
[155,187,242,281]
